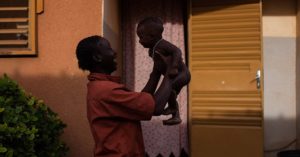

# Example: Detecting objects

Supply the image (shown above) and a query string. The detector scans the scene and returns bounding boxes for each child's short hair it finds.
[76,35,105,71]
[137,17,164,34]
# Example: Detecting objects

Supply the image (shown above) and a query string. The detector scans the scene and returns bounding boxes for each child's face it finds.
[137,25,159,48]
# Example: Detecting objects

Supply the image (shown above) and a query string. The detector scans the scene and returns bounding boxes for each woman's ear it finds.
[92,54,102,63]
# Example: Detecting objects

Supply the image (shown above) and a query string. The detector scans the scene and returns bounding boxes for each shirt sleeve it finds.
[100,86,155,121]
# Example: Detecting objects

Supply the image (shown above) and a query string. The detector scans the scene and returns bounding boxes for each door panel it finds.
[188,1,263,157]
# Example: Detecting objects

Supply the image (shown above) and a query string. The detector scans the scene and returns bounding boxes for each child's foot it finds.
[163,110,182,125]
[162,101,179,115]
[163,116,182,125]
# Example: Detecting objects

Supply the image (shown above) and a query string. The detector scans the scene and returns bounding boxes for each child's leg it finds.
[162,90,178,115]
[162,69,190,125]
[163,91,182,125]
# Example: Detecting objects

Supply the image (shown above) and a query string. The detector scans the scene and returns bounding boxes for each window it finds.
[0,0,42,56]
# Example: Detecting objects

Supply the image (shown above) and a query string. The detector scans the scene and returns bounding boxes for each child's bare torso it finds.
[148,39,191,92]
[149,40,186,75]
[151,51,184,75]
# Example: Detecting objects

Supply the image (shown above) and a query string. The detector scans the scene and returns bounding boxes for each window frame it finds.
[0,0,38,56]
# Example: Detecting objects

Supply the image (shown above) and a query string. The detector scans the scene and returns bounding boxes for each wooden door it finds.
[188,0,263,157]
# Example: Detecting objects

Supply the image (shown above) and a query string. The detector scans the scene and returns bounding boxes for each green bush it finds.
[0,74,68,157]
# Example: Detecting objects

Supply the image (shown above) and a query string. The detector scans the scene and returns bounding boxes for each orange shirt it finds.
[86,73,155,157]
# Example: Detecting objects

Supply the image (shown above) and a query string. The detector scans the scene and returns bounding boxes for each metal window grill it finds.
[0,0,36,56]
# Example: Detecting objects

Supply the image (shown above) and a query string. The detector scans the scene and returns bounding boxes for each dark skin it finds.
[92,38,174,115]
[137,23,191,125]
[137,25,180,77]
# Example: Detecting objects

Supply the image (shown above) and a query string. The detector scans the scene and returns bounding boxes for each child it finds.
[137,17,191,125]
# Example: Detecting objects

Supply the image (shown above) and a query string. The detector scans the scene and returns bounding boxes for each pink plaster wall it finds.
[0,0,103,156]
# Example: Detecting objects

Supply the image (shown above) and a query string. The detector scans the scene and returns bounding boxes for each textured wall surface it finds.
[297,0,300,151]
[121,1,188,156]
[263,0,297,157]
[0,0,103,156]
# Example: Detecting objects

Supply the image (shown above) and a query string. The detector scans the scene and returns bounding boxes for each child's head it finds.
[137,17,164,48]
[76,35,117,74]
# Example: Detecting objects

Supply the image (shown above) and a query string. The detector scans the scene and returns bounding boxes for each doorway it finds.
[188,0,263,157]
[120,0,189,157]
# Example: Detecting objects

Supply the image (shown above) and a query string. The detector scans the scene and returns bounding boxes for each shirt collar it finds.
[88,73,121,83]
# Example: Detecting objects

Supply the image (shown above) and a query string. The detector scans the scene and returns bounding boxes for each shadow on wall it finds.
[264,117,297,157]
[1,72,93,157]
[2,71,190,157]
[2,72,300,157]
[262,0,296,16]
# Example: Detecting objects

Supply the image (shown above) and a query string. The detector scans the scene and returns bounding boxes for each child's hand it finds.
[168,68,178,78]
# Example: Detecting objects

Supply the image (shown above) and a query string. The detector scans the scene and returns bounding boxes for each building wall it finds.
[297,0,300,150]
[263,0,297,157]
[103,0,122,76]
[0,0,103,156]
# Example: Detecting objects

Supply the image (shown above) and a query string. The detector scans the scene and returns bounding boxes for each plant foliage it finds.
[0,74,68,157]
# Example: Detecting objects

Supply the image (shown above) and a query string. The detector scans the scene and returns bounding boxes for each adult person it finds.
[75,35,174,157]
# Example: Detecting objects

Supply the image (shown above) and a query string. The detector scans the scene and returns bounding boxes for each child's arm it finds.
[160,40,182,77]
[142,63,161,95]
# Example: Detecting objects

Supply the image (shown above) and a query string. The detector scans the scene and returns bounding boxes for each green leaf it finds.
[31,116,38,121]
[28,133,35,140]
[0,123,8,131]
[0,107,4,113]
[27,98,35,106]
[15,106,22,113]
[6,149,13,157]
[0,146,7,153]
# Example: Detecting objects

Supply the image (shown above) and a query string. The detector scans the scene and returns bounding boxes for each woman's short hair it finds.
[76,35,105,71]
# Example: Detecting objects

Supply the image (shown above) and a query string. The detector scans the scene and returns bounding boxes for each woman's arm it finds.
[152,75,172,115]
